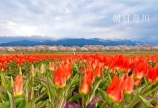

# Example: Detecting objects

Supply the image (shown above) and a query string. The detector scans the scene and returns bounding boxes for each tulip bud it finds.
[40,63,45,74]
[10,76,14,89]
[49,62,55,71]
[19,66,22,75]
[14,75,24,97]
[30,64,35,77]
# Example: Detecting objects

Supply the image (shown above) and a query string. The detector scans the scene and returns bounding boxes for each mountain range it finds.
[0,36,157,47]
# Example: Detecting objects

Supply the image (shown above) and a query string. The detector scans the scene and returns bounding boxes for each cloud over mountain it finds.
[0,0,157,39]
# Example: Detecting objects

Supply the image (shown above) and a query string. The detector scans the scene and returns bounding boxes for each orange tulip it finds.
[14,75,24,97]
[79,80,91,95]
[54,63,73,88]
[79,71,94,95]
[133,62,148,80]
[65,62,73,80]
[146,66,158,83]
[54,65,66,88]
[107,75,124,103]
[123,75,134,95]
[94,63,103,78]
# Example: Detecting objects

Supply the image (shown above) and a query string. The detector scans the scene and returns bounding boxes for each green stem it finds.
[82,96,84,108]
[121,94,125,108]
[86,79,102,105]
[60,88,67,108]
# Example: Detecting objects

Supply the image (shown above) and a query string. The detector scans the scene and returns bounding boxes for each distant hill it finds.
[0,38,155,47]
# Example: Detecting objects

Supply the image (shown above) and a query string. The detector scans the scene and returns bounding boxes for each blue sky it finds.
[0,0,157,40]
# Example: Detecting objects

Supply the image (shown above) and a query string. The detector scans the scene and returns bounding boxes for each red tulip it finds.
[54,65,66,88]
[54,61,72,88]
[133,62,148,80]
[79,71,94,95]
[123,75,134,95]
[146,66,158,83]
[94,63,103,78]
[107,75,124,103]
[79,80,91,95]
[65,62,73,80]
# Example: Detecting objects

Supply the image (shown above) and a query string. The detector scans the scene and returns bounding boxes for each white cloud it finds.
[0,0,157,39]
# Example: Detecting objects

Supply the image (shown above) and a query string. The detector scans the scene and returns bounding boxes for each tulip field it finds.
[1,53,158,108]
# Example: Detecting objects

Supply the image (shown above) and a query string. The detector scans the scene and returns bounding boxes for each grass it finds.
[0,51,158,56]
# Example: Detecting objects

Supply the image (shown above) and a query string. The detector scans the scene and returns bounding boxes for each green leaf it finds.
[113,103,119,108]
[127,82,158,108]
[7,91,13,108]
[97,88,107,100]
[1,72,7,89]
[96,101,102,108]
[107,72,112,83]
[0,98,24,108]
[143,77,148,86]
[68,93,82,102]
[65,73,79,97]
[98,78,107,89]
[25,92,46,108]
[139,95,153,108]
[100,102,107,108]
[35,77,57,101]
[17,98,26,108]
[87,79,102,104]
[37,101,47,108]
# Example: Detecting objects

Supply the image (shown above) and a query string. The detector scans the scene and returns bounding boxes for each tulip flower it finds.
[54,61,73,88]
[79,80,91,95]
[146,66,158,83]
[79,71,94,95]
[133,62,148,80]
[107,75,124,103]
[123,75,134,95]
[54,65,67,88]
[14,74,24,97]
[94,63,103,78]
[65,63,72,80]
